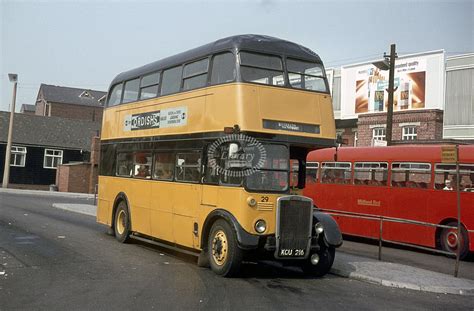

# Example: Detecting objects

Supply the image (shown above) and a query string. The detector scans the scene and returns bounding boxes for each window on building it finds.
[372,128,386,142]
[122,78,140,103]
[161,66,183,96]
[354,131,358,147]
[44,149,63,169]
[108,83,123,106]
[140,72,160,100]
[183,59,209,91]
[211,52,236,85]
[10,146,27,167]
[175,152,201,182]
[239,52,284,86]
[402,126,417,140]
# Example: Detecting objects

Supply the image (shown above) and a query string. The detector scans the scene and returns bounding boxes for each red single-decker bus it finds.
[304,145,474,259]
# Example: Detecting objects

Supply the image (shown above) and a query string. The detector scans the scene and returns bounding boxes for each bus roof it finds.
[110,34,323,86]
[308,145,474,163]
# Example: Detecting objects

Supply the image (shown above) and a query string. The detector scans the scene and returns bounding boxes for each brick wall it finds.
[57,163,91,193]
[50,102,103,123]
[35,101,45,116]
[357,109,443,146]
[338,128,357,146]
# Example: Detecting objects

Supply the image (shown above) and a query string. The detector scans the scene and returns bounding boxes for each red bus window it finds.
[306,161,319,184]
[434,163,474,191]
[391,162,431,188]
[321,162,351,184]
[354,162,388,186]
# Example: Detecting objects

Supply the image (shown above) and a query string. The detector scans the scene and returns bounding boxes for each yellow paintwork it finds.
[101,83,335,141]
[97,82,335,250]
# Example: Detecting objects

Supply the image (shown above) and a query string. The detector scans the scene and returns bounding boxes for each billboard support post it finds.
[386,44,397,146]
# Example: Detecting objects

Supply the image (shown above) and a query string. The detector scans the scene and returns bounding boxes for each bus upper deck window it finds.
[211,52,236,85]
[140,72,160,100]
[183,59,209,91]
[161,66,183,96]
[239,52,284,86]
[108,83,123,106]
[122,78,140,103]
[287,58,327,93]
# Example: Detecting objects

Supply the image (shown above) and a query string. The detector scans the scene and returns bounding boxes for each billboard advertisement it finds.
[340,50,444,119]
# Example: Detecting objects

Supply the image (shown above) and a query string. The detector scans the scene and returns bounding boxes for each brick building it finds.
[0,111,100,189]
[329,52,474,146]
[20,104,36,115]
[35,84,106,123]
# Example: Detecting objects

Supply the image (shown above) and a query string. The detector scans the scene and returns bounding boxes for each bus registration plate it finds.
[278,249,305,257]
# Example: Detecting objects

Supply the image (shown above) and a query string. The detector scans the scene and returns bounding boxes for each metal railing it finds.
[321,208,473,277]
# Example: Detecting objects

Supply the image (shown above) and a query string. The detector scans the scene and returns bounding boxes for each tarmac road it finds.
[0,191,473,310]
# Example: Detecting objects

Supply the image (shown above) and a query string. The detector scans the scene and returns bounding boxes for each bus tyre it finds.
[440,221,469,260]
[114,201,131,243]
[208,219,243,277]
[301,246,335,277]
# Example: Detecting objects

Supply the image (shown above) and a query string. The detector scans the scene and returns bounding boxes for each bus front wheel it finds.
[114,201,131,243]
[208,219,243,277]
[440,221,469,260]
[301,246,335,277]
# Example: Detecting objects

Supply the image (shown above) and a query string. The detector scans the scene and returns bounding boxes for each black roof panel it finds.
[110,34,323,86]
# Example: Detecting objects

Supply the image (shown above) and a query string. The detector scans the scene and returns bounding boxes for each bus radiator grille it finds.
[277,198,313,254]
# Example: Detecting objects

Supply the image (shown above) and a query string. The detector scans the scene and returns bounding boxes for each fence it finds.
[321,208,473,277]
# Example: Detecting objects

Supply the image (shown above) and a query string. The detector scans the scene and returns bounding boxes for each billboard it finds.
[340,50,445,119]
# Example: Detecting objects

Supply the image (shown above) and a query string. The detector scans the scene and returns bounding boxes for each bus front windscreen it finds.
[245,144,289,192]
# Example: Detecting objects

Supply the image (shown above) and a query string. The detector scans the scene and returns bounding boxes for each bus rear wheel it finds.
[208,219,242,277]
[114,201,131,243]
[440,221,469,260]
[301,246,335,277]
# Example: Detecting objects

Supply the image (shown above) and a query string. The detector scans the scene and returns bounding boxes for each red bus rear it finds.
[304,145,474,259]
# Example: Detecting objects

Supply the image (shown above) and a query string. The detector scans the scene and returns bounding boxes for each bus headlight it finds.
[255,219,267,233]
[247,196,257,207]
[314,222,324,235]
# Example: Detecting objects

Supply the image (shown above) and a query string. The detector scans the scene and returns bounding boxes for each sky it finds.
[0,0,472,112]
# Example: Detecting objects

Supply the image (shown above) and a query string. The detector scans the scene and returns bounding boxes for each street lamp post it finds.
[2,73,18,188]
[373,44,397,146]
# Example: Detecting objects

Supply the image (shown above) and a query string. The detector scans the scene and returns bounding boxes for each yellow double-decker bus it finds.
[97,34,342,277]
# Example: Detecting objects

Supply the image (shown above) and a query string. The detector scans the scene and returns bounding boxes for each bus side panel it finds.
[385,188,433,248]
[310,183,354,235]
[350,185,388,239]
[150,181,174,243]
[127,179,152,236]
[97,176,112,225]
[172,183,201,248]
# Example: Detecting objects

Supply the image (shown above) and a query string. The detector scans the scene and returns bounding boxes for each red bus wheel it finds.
[440,221,469,260]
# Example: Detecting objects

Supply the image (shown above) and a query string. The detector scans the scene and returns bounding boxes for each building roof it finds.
[39,84,106,107]
[110,34,324,86]
[20,104,36,113]
[0,111,101,151]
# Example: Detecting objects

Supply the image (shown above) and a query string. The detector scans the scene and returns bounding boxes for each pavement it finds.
[2,187,474,296]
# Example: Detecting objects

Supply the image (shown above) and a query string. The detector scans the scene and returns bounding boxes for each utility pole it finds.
[2,74,18,188]
[386,44,397,146]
